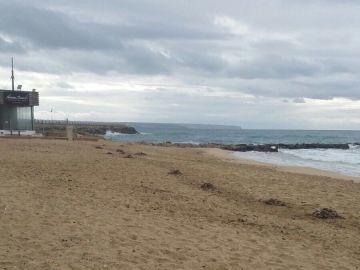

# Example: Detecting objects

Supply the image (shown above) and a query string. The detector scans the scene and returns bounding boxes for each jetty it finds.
[34,119,138,137]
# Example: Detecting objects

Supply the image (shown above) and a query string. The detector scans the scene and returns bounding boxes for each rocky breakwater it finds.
[35,123,139,137]
[221,144,278,152]
[144,142,351,152]
[222,143,350,152]
[76,125,139,135]
[278,143,350,150]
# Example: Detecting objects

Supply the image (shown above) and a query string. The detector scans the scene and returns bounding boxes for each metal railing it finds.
[35,119,128,127]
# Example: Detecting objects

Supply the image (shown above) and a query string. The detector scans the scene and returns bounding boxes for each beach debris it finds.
[312,208,343,219]
[95,146,103,149]
[200,182,216,191]
[124,154,133,158]
[168,169,182,175]
[263,198,287,207]
[116,149,126,154]
[106,152,113,155]
[134,152,147,156]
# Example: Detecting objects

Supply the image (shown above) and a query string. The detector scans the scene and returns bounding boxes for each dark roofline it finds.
[0,89,38,93]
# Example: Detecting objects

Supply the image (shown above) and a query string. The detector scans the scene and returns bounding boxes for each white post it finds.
[66,125,74,141]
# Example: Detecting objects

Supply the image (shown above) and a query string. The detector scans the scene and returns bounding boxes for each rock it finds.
[81,125,138,135]
[134,152,147,156]
[95,146,103,149]
[200,182,216,191]
[116,149,125,154]
[263,198,287,207]
[108,125,138,134]
[106,152,113,155]
[168,169,182,175]
[124,154,133,158]
[278,143,349,150]
[221,144,278,152]
[312,208,343,219]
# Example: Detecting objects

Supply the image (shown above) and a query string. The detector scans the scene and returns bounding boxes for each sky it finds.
[0,0,360,129]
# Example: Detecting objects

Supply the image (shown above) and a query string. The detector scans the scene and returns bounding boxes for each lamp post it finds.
[11,58,15,91]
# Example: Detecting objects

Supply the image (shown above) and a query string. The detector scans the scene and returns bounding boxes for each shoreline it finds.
[206,148,360,183]
[121,141,360,182]
[3,135,358,182]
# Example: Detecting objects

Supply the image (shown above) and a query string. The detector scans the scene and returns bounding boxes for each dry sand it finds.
[0,139,359,269]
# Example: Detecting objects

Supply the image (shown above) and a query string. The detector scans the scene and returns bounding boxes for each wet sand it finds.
[0,139,359,269]
[207,148,360,183]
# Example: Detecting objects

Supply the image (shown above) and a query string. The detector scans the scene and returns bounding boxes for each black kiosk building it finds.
[0,59,39,133]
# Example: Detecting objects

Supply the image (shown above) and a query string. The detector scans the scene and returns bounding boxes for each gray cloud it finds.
[0,37,26,53]
[0,0,360,128]
[226,55,321,79]
[0,3,120,50]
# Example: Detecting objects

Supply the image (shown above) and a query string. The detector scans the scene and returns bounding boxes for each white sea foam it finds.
[177,141,201,145]
[233,146,360,177]
[105,131,127,136]
[279,148,360,165]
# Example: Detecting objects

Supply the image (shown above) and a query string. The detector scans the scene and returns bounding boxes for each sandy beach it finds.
[0,138,359,269]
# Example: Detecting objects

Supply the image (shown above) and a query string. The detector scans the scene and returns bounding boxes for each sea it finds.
[105,123,360,177]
